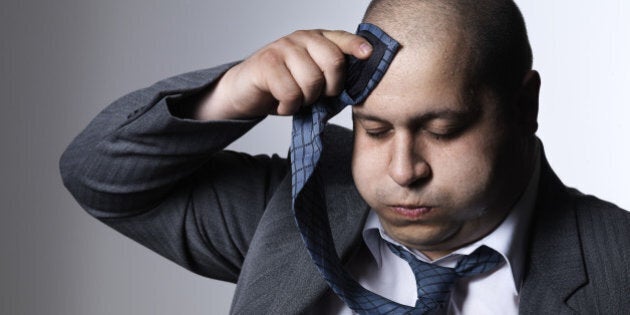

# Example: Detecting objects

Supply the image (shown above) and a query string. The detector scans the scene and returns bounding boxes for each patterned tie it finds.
[290,22,399,199]
[386,243,505,312]
[290,23,418,314]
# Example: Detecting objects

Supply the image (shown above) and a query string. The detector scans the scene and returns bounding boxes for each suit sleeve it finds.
[59,63,289,283]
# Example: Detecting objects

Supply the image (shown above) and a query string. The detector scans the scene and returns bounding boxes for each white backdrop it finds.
[1,1,628,314]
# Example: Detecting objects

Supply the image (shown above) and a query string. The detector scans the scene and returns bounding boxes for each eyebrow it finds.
[352,107,480,126]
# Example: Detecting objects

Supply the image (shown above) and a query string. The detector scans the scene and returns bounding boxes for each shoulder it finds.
[562,190,630,312]
[570,189,630,242]
[571,190,630,275]
[572,191,630,265]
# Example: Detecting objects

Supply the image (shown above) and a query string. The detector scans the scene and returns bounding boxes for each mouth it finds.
[388,205,434,220]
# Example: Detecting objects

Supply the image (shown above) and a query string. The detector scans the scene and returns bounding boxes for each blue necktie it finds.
[387,243,505,312]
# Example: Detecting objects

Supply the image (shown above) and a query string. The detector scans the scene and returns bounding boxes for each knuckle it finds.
[267,34,299,53]
[256,48,282,65]
[291,29,314,37]
[291,29,307,36]
[271,37,292,50]
[336,30,352,37]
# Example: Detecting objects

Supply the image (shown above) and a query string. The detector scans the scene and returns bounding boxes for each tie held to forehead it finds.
[290,23,400,202]
[339,23,400,106]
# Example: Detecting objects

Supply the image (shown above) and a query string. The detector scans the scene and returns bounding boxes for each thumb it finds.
[321,30,373,60]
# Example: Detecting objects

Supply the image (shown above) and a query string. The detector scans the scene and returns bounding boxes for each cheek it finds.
[351,136,388,205]
[431,128,503,211]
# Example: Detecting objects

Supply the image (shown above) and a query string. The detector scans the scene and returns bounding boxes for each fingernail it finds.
[360,43,372,55]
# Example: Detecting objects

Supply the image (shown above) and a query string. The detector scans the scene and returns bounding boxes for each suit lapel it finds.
[519,152,587,314]
[231,174,331,314]
[318,124,370,266]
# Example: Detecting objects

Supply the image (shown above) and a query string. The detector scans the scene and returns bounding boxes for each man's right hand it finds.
[194,30,373,120]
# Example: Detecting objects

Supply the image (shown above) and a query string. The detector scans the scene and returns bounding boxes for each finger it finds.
[262,60,304,116]
[321,30,373,60]
[283,45,326,105]
[292,31,347,97]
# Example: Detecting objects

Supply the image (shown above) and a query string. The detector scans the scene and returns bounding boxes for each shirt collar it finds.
[362,142,541,294]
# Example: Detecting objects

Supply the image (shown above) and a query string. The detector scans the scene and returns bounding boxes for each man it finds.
[60,0,629,313]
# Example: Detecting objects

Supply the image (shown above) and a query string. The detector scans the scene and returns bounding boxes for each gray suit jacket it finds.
[60,64,630,314]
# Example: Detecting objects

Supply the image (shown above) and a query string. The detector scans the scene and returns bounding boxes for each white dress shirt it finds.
[319,148,541,314]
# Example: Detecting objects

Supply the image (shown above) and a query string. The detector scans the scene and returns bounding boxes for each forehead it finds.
[356,37,474,118]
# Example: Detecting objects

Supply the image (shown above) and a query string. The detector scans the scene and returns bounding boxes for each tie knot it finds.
[386,242,504,312]
[386,242,504,278]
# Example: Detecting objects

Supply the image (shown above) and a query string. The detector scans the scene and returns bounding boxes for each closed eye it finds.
[423,126,464,141]
[421,118,471,141]
[365,128,392,139]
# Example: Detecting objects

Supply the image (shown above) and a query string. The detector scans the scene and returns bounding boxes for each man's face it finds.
[351,35,529,258]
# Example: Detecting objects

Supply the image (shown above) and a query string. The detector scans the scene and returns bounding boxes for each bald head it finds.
[363,0,533,101]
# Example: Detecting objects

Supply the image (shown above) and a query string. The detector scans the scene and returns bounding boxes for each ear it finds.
[515,70,541,135]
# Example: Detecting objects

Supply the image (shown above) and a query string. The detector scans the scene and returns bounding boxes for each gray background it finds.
[1,0,628,314]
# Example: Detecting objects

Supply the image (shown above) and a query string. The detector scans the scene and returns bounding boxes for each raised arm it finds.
[59,63,291,281]
[59,30,371,282]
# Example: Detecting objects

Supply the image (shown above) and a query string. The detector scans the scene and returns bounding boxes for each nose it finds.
[388,132,431,187]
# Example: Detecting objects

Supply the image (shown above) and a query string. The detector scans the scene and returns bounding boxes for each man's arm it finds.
[60,30,372,282]
[59,63,289,282]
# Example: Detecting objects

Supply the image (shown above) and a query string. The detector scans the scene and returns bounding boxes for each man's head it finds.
[351,0,541,259]
[363,0,534,102]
